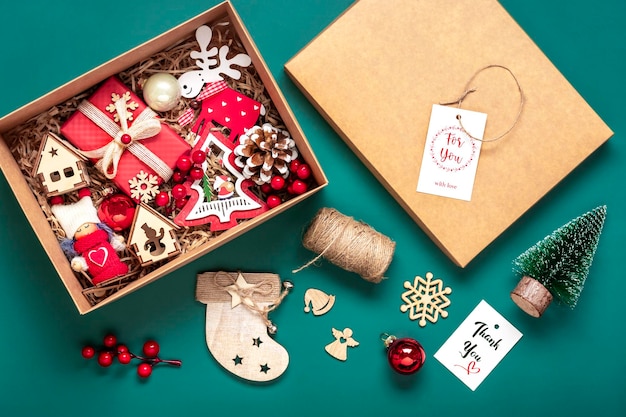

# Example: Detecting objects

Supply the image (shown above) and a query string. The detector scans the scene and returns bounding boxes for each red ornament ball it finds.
[270,176,286,190]
[176,155,192,172]
[189,166,204,181]
[81,346,95,359]
[154,191,170,207]
[137,363,153,378]
[143,340,160,358]
[387,337,425,375]
[191,149,207,164]
[266,195,282,209]
[296,163,311,180]
[171,184,187,200]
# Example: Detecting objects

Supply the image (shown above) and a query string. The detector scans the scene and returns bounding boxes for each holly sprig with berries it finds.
[81,333,182,378]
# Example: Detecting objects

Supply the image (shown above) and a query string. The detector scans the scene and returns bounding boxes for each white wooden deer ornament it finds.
[177,25,264,142]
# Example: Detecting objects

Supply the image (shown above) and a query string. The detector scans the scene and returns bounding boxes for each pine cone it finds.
[234,124,299,185]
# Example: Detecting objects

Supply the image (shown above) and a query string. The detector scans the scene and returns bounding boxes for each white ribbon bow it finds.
[79,96,167,180]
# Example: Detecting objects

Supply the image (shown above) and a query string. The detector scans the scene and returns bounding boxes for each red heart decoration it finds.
[88,247,109,267]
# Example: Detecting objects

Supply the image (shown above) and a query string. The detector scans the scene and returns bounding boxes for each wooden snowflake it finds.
[400,272,452,327]
[106,91,139,122]
[129,170,159,203]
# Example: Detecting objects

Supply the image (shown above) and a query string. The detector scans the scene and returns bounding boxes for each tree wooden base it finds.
[510,276,553,317]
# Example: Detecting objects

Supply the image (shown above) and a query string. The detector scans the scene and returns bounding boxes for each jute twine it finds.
[293,208,395,283]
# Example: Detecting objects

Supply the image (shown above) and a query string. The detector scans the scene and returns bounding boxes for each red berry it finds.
[143,340,160,358]
[296,163,311,180]
[289,159,301,173]
[191,150,207,164]
[103,334,117,348]
[117,344,129,353]
[154,191,170,207]
[290,179,308,195]
[171,184,187,200]
[118,351,132,365]
[270,176,285,190]
[172,170,185,183]
[49,195,64,206]
[81,346,95,359]
[189,166,204,181]
[97,351,114,367]
[176,155,192,172]
[260,183,272,194]
[266,195,282,209]
[174,197,188,209]
[137,363,153,378]
[120,134,132,145]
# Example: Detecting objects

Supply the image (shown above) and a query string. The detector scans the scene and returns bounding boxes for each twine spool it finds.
[293,208,395,283]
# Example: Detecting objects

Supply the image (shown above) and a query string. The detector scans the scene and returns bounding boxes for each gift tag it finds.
[434,300,522,391]
[416,104,487,201]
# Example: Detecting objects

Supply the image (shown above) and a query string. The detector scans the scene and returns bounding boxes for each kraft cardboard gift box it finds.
[285,0,612,267]
[0,1,327,314]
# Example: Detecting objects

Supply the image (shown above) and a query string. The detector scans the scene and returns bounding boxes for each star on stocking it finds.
[225,273,259,308]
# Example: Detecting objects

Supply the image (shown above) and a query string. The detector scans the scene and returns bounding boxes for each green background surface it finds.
[0,1,624,416]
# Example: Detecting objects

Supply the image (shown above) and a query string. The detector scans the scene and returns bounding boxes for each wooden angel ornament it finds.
[325,328,359,361]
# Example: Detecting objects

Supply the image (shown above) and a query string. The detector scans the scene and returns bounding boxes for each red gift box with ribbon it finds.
[61,76,190,201]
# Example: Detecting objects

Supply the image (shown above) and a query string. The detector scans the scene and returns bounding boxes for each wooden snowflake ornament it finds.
[400,272,452,327]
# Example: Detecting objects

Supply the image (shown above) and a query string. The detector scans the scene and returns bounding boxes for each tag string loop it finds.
[440,64,524,143]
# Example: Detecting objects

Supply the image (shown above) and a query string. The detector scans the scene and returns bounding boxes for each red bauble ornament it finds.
[384,335,425,375]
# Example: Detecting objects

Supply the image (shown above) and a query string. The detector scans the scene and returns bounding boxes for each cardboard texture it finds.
[0,1,327,314]
[285,0,613,267]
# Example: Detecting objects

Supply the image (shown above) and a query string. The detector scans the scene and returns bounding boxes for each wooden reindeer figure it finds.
[177,25,264,142]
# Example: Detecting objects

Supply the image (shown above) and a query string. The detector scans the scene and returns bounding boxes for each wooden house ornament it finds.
[32,132,91,196]
[129,204,181,266]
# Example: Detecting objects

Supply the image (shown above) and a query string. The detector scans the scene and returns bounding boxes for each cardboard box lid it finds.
[285,0,613,267]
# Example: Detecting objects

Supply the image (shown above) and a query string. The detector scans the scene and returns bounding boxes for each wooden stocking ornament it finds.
[196,272,290,382]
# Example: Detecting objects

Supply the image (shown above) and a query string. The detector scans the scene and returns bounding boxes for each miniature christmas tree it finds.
[510,205,606,317]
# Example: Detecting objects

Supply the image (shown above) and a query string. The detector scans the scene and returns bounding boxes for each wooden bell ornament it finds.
[510,276,553,318]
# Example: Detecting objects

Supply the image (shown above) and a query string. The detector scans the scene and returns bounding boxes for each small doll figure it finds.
[51,193,128,285]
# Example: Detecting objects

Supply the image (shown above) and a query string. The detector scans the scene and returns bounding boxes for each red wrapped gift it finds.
[61,76,190,201]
